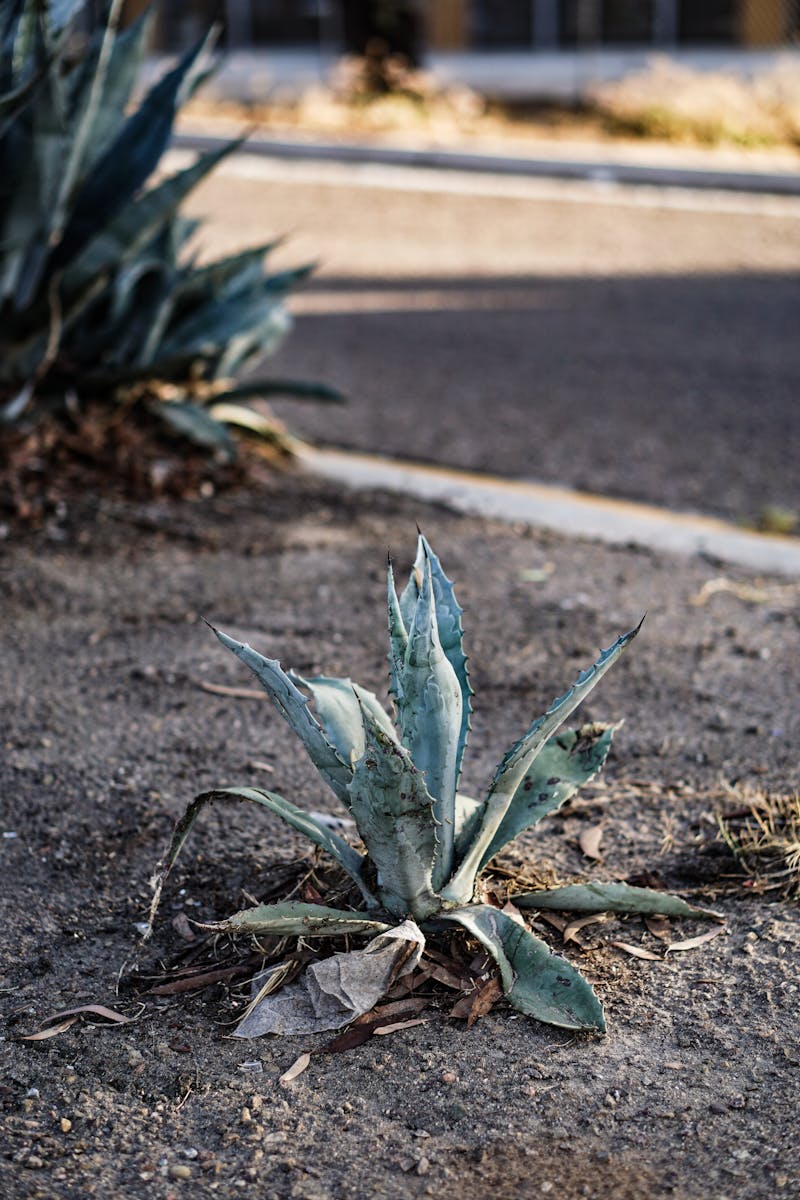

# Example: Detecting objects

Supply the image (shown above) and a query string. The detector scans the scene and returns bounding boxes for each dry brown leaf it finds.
[501,900,527,928]
[373,1018,428,1036]
[644,916,672,942]
[448,994,473,1020]
[148,964,251,995]
[352,997,429,1027]
[19,1003,133,1041]
[279,1053,311,1084]
[422,961,472,991]
[48,1004,131,1025]
[467,975,503,1027]
[563,913,609,944]
[612,941,663,961]
[19,1017,78,1041]
[171,912,196,942]
[666,926,726,954]
[579,824,605,860]
[535,912,568,934]
[197,680,266,700]
[317,1023,375,1054]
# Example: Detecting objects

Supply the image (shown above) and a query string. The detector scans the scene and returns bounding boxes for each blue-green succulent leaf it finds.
[387,558,408,707]
[146,785,376,936]
[348,699,439,921]
[442,621,641,905]
[56,31,212,262]
[61,141,240,295]
[514,883,724,921]
[289,672,397,765]
[397,554,462,889]
[212,627,353,806]
[213,902,390,938]
[214,378,345,403]
[477,723,618,871]
[453,792,483,861]
[440,905,606,1031]
[398,536,472,778]
[417,534,472,780]
[152,400,235,458]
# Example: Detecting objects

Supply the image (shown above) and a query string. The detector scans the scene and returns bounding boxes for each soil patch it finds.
[1,478,798,1199]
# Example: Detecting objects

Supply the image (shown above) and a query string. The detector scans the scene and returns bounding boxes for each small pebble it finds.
[416,1157,430,1176]
[169,1164,192,1180]
[60,1117,72,1134]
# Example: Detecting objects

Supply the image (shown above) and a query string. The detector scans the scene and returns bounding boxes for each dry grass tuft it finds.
[718,788,800,896]
[592,57,800,148]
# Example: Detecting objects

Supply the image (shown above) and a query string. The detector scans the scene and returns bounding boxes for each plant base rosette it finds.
[151,534,723,1036]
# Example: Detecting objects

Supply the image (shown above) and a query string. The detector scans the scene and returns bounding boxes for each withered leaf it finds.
[20,1018,78,1041]
[20,1004,133,1040]
[612,941,663,961]
[148,964,250,995]
[467,975,503,1027]
[579,824,605,860]
[319,998,429,1054]
[645,916,672,942]
[667,926,725,954]
[563,913,609,944]
[279,1052,311,1084]
[373,1017,428,1035]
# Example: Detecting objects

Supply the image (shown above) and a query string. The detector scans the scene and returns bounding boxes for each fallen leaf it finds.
[579,824,605,860]
[19,1018,78,1041]
[148,964,251,996]
[171,913,196,942]
[234,920,425,1038]
[534,912,568,934]
[197,680,266,700]
[317,1023,376,1054]
[449,994,473,1020]
[666,926,726,954]
[421,961,472,991]
[563,913,609,944]
[19,1003,134,1041]
[467,975,503,1027]
[373,1018,428,1036]
[501,900,527,928]
[318,999,429,1054]
[279,1053,311,1084]
[46,1004,131,1025]
[612,941,663,961]
[644,916,672,942]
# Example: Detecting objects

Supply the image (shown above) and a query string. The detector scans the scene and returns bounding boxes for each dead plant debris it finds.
[718,789,800,896]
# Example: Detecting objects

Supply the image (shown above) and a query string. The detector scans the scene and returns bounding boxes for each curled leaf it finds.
[279,1053,311,1085]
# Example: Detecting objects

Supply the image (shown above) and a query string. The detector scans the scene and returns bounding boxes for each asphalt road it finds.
[185,154,800,525]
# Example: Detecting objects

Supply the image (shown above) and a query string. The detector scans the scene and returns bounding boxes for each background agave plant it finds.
[0,0,340,502]
[153,534,722,1034]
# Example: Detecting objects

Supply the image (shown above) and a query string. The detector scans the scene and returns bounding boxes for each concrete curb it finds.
[174,131,800,198]
[300,446,800,578]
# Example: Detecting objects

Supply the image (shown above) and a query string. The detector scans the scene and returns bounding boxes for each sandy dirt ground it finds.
[2,482,799,1199]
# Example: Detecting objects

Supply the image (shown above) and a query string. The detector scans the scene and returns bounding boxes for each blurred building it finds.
[135,1,799,52]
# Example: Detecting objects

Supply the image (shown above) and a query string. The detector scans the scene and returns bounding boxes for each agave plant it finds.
[0,0,339,461]
[153,534,721,1033]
